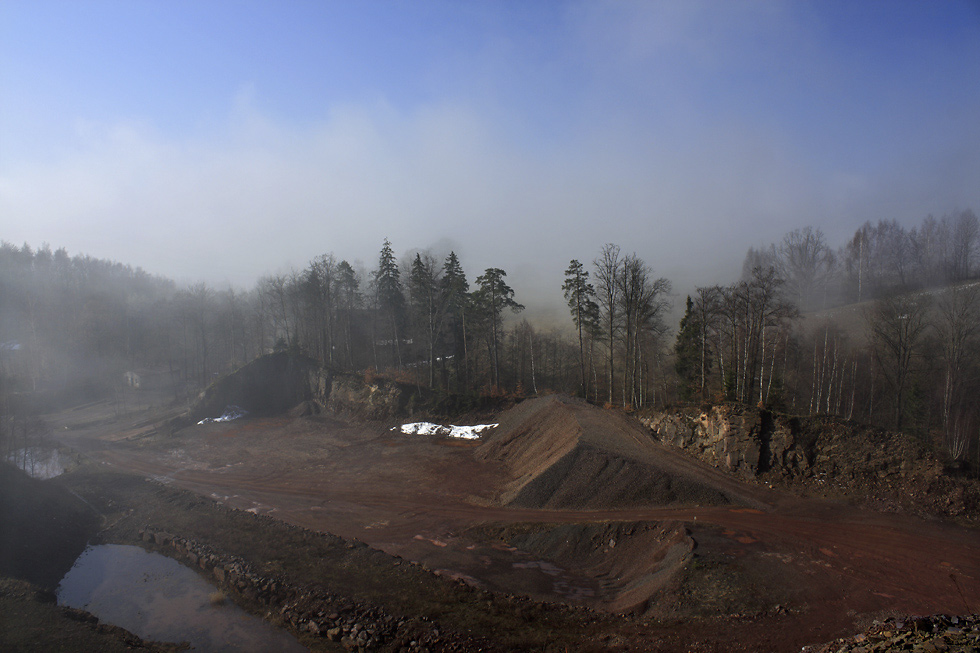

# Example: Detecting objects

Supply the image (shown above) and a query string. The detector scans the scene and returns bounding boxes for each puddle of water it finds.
[57,544,306,652]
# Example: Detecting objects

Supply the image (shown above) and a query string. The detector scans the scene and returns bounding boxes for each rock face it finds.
[327,374,419,421]
[325,373,509,422]
[640,404,945,483]
[642,405,815,480]
[641,405,980,522]
[186,353,509,425]
[186,352,424,425]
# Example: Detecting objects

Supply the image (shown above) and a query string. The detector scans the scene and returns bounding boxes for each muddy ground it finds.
[10,391,980,652]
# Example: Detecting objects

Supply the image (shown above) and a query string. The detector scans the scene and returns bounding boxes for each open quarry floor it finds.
[44,395,980,652]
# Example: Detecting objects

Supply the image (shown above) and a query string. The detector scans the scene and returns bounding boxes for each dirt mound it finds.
[498,521,695,613]
[0,463,100,589]
[187,352,329,423]
[476,396,755,510]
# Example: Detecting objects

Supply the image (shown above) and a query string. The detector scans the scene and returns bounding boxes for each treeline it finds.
[672,210,980,465]
[742,210,980,312]
[0,240,577,406]
[0,236,674,414]
[251,241,554,394]
[562,245,671,409]
[0,243,176,396]
[2,207,979,466]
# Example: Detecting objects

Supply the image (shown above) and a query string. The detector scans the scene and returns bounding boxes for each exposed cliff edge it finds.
[640,405,979,523]
[326,373,421,421]
[641,406,819,480]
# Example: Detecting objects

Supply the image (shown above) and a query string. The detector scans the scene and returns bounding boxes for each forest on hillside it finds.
[2,209,979,468]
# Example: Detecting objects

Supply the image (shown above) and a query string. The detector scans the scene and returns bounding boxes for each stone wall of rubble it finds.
[136,526,476,652]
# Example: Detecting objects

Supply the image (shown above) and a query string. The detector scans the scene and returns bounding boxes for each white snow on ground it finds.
[395,422,498,440]
[197,405,248,425]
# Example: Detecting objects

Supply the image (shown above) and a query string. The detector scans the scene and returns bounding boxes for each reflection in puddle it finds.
[6,447,69,479]
[57,544,306,652]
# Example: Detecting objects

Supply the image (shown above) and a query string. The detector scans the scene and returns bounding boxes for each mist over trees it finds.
[3,207,980,470]
[679,210,980,468]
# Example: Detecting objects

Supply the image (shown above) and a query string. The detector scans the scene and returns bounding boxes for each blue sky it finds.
[2,1,979,317]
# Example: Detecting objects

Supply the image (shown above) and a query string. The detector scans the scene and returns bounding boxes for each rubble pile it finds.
[642,405,980,523]
[810,614,980,652]
[137,525,500,652]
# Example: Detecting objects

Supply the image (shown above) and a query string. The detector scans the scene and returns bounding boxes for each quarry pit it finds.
[4,359,979,652]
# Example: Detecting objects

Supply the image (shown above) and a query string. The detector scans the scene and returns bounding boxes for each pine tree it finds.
[333,260,360,369]
[441,252,470,391]
[408,253,442,388]
[674,296,702,402]
[372,239,405,368]
[562,259,599,398]
[473,268,524,389]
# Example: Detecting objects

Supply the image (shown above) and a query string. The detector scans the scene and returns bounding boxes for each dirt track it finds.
[49,396,980,652]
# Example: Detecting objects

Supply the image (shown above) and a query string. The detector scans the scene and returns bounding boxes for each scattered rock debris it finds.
[642,404,980,524]
[808,614,980,652]
[135,524,567,652]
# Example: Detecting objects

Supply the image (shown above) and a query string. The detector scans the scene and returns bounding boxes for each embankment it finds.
[477,520,695,614]
[642,405,980,522]
[0,463,100,589]
[477,396,757,510]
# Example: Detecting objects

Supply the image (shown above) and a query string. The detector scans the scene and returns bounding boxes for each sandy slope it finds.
[477,395,770,510]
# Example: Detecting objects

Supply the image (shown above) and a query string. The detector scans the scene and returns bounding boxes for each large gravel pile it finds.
[476,396,743,510]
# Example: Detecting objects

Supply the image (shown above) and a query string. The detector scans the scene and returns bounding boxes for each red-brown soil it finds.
[47,394,980,652]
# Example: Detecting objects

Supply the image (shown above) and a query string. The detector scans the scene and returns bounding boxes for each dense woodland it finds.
[2,209,979,468]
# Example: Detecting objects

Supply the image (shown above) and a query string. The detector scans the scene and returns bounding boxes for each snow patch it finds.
[197,406,248,425]
[394,422,498,440]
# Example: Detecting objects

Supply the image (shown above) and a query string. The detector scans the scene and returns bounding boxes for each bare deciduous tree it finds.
[935,284,980,458]
[867,292,931,431]
[594,244,621,405]
[778,226,835,311]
